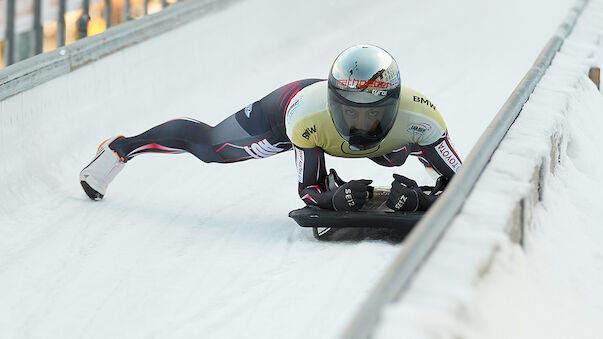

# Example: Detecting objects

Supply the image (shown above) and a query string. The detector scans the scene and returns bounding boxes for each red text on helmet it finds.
[336,79,393,90]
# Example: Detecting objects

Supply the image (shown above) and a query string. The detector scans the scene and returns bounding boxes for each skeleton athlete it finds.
[80,45,462,212]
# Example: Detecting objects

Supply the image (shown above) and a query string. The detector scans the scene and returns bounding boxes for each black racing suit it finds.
[110,79,461,210]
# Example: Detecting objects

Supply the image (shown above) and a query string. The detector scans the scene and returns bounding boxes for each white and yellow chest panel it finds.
[285,81,447,158]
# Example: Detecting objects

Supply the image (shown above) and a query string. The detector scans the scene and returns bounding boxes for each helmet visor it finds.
[329,89,399,150]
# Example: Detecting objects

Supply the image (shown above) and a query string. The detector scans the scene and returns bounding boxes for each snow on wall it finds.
[375,1,603,338]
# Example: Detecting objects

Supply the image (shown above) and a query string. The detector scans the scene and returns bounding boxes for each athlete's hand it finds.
[386,174,436,212]
[332,179,373,211]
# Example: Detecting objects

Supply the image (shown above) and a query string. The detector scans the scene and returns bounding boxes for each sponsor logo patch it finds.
[301,125,317,140]
[436,139,461,172]
[413,96,437,110]
[296,148,304,182]
[371,89,388,96]
[244,104,253,118]
[407,122,432,136]
[344,188,355,208]
[288,98,300,111]
[394,195,408,210]
[285,96,302,125]
[244,139,284,159]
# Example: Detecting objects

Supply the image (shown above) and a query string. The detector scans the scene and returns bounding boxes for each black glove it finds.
[386,174,437,212]
[332,179,373,211]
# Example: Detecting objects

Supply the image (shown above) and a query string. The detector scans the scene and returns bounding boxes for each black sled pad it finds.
[288,207,423,242]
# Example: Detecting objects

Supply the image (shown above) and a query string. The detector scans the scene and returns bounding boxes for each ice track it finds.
[0,0,575,338]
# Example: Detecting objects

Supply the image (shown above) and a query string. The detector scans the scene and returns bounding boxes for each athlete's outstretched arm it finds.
[419,132,462,179]
[369,144,435,172]
[382,133,460,212]
[369,133,461,180]
[294,146,335,209]
[368,146,413,167]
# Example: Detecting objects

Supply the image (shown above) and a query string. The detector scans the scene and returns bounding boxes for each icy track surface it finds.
[0,0,575,338]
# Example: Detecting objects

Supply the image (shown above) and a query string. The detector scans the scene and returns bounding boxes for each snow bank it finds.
[375,1,603,338]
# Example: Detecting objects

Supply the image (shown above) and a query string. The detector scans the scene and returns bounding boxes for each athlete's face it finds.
[341,105,384,132]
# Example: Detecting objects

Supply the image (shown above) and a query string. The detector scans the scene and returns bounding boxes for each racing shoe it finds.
[80,136,126,200]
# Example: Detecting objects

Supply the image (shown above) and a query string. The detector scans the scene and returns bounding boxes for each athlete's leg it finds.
[80,79,321,199]
[109,79,322,164]
[209,112,292,162]
[109,106,289,164]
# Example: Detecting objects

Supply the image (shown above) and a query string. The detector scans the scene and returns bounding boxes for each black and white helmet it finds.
[327,45,401,150]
